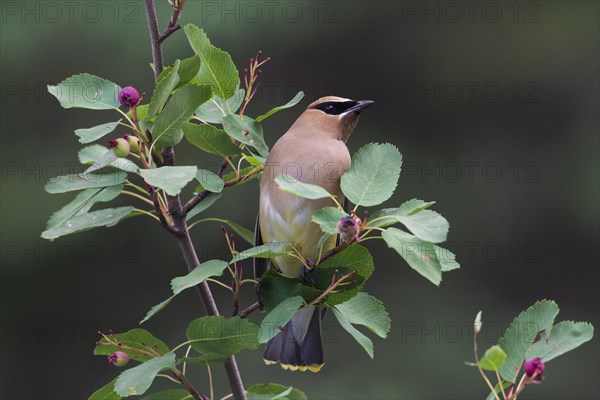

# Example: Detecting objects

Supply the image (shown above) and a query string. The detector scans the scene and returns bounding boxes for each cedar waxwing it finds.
[257,96,375,372]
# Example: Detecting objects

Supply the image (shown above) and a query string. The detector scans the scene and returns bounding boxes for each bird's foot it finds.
[300,265,317,287]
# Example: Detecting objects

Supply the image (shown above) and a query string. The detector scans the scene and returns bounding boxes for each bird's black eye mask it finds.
[311,101,358,115]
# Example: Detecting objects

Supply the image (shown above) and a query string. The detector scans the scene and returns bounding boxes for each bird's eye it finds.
[324,104,335,112]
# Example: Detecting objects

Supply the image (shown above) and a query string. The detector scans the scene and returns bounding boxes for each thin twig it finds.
[239,302,261,318]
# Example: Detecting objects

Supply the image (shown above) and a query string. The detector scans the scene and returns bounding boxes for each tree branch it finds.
[143,1,247,399]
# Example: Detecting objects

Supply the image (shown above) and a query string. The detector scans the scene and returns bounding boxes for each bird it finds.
[257,96,374,372]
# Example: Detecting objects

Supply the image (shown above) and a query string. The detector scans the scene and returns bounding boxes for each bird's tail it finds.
[263,305,324,372]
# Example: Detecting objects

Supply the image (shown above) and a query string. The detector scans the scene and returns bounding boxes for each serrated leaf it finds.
[45,171,127,193]
[139,166,197,196]
[114,352,176,397]
[89,379,120,400]
[184,25,240,99]
[78,145,139,174]
[152,85,212,148]
[148,60,181,118]
[368,199,448,242]
[46,185,122,230]
[142,260,229,324]
[333,307,374,358]
[333,292,391,359]
[41,206,134,240]
[497,300,559,380]
[230,242,294,264]
[341,143,402,207]
[256,92,304,122]
[246,383,307,400]
[222,114,269,157]
[312,207,348,234]
[182,122,241,157]
[196,169,224,193]
[333,292,390,338]
[186,316,259,357]
[185,192,222,221]
[259,296,304,343]
[381,228,442,285]
[526,321,594,362]
[75,120,122,144]
[477,345,507,371]
[195,89,245,123]
[312,245,374,306]
[274,175,332,200]
[94,329,170,363]
[48,74,121,110]
[142,389,191,400]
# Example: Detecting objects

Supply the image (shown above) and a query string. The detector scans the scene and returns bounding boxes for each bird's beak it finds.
[346,100,375,114]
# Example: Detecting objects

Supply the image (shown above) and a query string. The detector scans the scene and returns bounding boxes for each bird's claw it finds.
[300,265,317,287]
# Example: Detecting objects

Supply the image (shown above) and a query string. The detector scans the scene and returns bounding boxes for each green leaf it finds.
[114,353,176,397]
[186,316,259,357]
[151,84,212,148]
[75,120,122,144]
[498,300,559,380]
[185,192,222,221]
[312,207,348,234]
[142,260,229,324]
[381,228,443,285]
[48,74,121,110]
[182,122,241,158]
[196,169,224,193]
[217,165,259,189]
[230,242,294,264]
[184,24,240,99]
[94,329,170,363]
[139,166,197,196]
[246,383,307,400]
[142,389,191,400]
[84,150,119,174]
[222,114,269,157]
[45,185,122,230]
[259,296,304,343]
[171,260,229,295]
[312,245,374,306]
[78,145,139,174]
[333,292,390,338]
[195,89,245,123]
[89,379,120,400]
[45,171,127,193]
[477,345,507,371]
[333,308,373,358]
[333,292,391,359]
[436,245,460,272]
[259,270,321,312]
[526,321,594,362]
[41,206,134,240]
[216,219,254,244]
[148,60,181,118]
[175,56,201,89]
[274,175,332,200]
[368,199,447,243]
[256,91,305,122]
[340,143,402,207]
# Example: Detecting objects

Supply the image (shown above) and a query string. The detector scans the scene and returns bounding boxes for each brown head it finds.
[289,96,374,142]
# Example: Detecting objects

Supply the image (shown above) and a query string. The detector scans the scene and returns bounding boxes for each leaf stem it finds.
[122,190,155,206]
[133,208,161,222]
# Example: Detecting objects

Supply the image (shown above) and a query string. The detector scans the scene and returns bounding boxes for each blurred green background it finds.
[1,0,599,398]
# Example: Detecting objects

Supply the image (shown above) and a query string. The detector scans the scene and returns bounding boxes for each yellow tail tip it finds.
[263,359,324,373]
